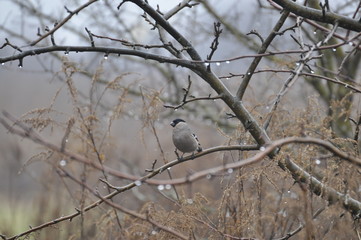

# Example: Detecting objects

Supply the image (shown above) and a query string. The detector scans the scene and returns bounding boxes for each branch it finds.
[0,38,22,52]
[0,46,196,69]
[163,94,222,110]
[236,10,290,100]
[272,0,361,32]
[89,32,172,49]
[268,1,361,49]
[163,76,222,109]
[222,69,361,94]
[127,0,203,61]
[163,0,199,19]
[29,0,100,46]
[207,22,223,61]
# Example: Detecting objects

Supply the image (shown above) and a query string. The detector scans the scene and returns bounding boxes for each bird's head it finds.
[170,118,185,127]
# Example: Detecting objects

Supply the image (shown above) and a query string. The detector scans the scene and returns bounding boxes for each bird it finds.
[170,118,202,160]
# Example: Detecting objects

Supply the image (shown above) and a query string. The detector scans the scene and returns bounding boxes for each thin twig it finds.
[30,0,99,46]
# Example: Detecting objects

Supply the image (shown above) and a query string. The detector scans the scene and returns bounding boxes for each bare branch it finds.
[0,45,196,69]
[84,27,95,47]
[224,69,361,93]
[272,0,361,32]
[29,0,100,46]
[236,10,290,100]
[207,22,223,61]
[0,38,22,52]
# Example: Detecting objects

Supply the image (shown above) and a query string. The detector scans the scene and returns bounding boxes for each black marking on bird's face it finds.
[170,118,186,127]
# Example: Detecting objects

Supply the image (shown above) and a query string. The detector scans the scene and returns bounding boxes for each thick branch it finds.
[272,0,361,32]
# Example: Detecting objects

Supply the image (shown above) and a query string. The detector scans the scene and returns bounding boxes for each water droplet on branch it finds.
[59,159,67,166]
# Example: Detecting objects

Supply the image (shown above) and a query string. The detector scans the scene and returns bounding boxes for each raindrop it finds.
[151,230,157,235]
[278,210,287,217]
[295,62,300,66]
[216,62,221,66]
[18,59,23,68]
[265,106,270,110]
[348,42,353,46]
[332,48,336,52]
[64,51,69,55]
[226,77,230,80]
[226,60,230,64]
[206,174,212,180]
[59,159,67,166]
[259,146,266,151]
[204,62,210,67]
[290,192,298,199]
[104,54,108,60]
[167,167,171,170]
[1,63,4,66]
[157,185,164,191]
[315,159,321,165]
[65,139,69,143]
[135,180,142,186]
[247,72,251,75]
[344,84,348,88]
[165,184,172,190]
[186,198,193,204]
[174,108,178,112]
[313,31,317,35]
[310,70,315,74]
[227,168,233,174]
[226,209,230,218]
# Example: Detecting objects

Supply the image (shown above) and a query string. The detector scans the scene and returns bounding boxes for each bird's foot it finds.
[174,149,183,161]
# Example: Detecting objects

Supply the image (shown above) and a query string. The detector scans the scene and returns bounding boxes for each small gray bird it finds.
[170,118,202,159]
